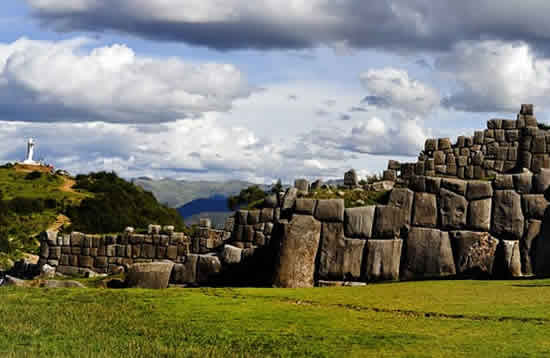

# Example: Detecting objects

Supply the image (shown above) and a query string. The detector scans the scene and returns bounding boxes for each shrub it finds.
[228,185,267,210]
[25,171,42,180]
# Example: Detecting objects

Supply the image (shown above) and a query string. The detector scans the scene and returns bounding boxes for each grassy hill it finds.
[2,279,550,357]
[0,166,185,268]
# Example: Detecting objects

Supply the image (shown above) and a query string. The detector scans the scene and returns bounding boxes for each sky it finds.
[1,1,549,184]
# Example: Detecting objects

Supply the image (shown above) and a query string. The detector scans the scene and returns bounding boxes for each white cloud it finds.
[360,67,440,115]
[0,37,252,123]
[438,40,550,112]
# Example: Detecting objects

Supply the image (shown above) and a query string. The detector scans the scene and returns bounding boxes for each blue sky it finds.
[0,0,548,183]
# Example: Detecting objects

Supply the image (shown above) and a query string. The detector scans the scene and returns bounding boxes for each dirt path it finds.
[48,214,71,232]
[59,176,77,194]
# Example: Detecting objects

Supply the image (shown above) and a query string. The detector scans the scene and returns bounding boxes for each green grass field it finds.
[2,279,550,357]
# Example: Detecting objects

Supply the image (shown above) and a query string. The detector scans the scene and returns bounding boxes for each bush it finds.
[8,197,45,215]
[228,185,267,210]
[67,171,186,233]
[25,171,42,180]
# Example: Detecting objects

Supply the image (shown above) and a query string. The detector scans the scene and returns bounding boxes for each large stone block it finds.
[521,220,541,276]
[492,190,524,240]
[295,199,317,215]
[126,262,174,289]
[466,181,493,201]
[412,192,437,228]
[495,174,514,190]
[318,222,365,281]
[388,188,414,225]
[434,151,446,165]
[513,171,533,194]
[440,189,468,230]
[236,210,248,225]
[365,239,402,282]
[450,231,499,278]
[533,168,550,193]
[344,206,375,238]
[401,228,456,280]
[282,187,298,210]
[522,194,548,219]
[441,178,467,196]
[197,255,222,283]
[248,210,260,225]
[314,199,344,222]
[468,199,492,232]
[425,138,438,151]
[171,255,199,284]
[373,206,403,238]
[273,215,322,288]
[500,240,522,278]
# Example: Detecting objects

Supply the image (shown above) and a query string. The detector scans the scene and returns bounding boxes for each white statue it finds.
[23,138,37,164]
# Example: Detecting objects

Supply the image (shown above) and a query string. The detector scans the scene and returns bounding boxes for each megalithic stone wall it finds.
[385,105,548,181]
[36,162,550,287]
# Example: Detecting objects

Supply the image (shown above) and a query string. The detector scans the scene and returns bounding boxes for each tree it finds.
[271,179,283,194]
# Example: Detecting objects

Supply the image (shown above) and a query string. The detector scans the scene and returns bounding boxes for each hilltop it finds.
[0,166,185,268]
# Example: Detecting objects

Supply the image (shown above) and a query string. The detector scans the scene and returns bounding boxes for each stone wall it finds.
[39,226,191,276]
[36,137,550,286]
[386,104,548,180]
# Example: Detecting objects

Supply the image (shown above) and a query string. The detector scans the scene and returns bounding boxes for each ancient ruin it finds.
[32,105,550,288]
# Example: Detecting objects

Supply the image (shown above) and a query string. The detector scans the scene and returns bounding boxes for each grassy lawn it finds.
[1,280,550,357]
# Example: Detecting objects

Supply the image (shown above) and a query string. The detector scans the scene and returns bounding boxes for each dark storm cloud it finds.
[25,1,550,52]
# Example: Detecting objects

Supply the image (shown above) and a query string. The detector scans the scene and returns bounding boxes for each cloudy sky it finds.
[1,1,549,183]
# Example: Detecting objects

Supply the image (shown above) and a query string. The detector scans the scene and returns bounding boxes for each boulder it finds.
[466,181,493,201]
[126,262,174,289]
[450,231,499,278]
[40,264,56,279]
[365,239,402,282]
[344,206,375,238]
[401,228,456,280]
[314,199,344,222]
[440,189,468,230]
[295,199,317,215]
[171,255,199,284]
[197,255,222,284]
[318,222,365,281]
[522,194,548,219]
[372,206,404,238]
[273,215,322,288]
[468,199,492,232]
[221,245,243,265]
[492,190,524,240]
[521,220,541,276]
[412,192,438,228]
[369,180,395,192]
[388,188,414,225]
[3,275,30,287]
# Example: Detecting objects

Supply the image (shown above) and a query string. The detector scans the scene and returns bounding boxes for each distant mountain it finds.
[177,195,231,218]
[133,178,269,208]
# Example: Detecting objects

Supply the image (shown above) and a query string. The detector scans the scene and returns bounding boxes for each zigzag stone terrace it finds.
[36,105,550,288]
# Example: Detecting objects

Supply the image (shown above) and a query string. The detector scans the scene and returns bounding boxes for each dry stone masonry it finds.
[386,105,547,181]
[35,105,550,287]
